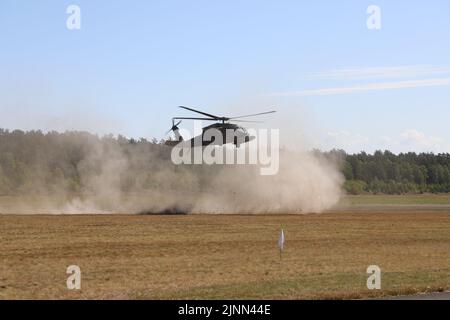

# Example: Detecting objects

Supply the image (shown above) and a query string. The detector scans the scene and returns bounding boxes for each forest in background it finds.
[338,150,450,194]
[1,129,449,196]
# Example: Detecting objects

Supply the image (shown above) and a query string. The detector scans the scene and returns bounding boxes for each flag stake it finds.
[278,229,285,262]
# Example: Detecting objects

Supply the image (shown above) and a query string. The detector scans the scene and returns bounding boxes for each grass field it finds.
[1,195,450,300]
[342,194,450,206]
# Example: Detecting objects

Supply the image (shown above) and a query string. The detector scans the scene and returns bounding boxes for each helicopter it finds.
[165,106,276,148]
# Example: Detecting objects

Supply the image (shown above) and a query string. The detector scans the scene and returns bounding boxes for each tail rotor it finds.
[166,119,183,141]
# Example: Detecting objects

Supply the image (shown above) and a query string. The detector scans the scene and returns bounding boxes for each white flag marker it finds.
[278,229,285,260]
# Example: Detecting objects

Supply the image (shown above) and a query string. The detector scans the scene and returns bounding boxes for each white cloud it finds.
[269,77,450,97]
[309,65,450,80]
[321,129,449,154]
[400,129,446,152]
[269,65,450,97]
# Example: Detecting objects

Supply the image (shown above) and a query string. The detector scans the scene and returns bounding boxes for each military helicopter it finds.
[165,106,276,147]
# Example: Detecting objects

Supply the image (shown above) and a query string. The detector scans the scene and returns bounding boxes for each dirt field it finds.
[1,195,450,300]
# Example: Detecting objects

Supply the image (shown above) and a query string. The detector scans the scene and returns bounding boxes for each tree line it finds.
[1,129,449,195]
[326,149,450,194]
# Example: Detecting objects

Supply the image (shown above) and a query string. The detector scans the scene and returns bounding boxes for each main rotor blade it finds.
[230,110,276,119]
[179,106,220,119]
[231,120,264,123]
[173,117,218,121]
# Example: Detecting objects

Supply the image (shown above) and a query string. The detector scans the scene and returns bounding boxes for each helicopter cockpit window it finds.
[236,127,248,135]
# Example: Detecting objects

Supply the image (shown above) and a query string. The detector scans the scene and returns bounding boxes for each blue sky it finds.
[1,0,450,153]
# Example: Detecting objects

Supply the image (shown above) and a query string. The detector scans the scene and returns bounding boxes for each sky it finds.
[1,0,450,154]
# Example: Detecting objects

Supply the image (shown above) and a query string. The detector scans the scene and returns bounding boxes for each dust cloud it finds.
[0,96,344,214]
[0,133,344,215]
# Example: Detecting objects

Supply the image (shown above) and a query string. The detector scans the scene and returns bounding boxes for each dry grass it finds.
[1,206,450,299]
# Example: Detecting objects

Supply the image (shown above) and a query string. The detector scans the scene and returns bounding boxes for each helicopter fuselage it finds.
[165,123,254,148]
[199,123,255,147]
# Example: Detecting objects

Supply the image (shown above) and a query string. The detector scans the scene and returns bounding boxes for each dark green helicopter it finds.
[165,106,276,148]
